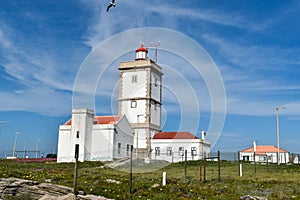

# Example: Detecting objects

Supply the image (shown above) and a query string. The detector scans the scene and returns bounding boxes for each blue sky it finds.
[1,0,300,157]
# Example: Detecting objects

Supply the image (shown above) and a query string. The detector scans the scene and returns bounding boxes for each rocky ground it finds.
[0,178,112,200]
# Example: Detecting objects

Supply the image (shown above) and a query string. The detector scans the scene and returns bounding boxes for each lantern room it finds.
[135,45,148,60]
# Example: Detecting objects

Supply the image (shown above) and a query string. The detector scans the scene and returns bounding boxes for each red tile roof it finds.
[153,132,199,139]
[241,145,288,153]
[65,116,121,125]
[94,116,120,124]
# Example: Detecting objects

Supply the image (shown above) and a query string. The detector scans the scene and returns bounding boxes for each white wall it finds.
[121,100,146,123]
[121,71,147,98]
[240,152,290,164]
[133,128,147,149]
[114,116,134,159]
[57,125,72,162]
[151,139,211,163]
[150,72,161,101]
[91,125,114,161]
[71,109,94,162]
[150,101,161,126]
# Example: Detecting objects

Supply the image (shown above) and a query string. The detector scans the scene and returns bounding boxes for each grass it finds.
[0,159,300,199]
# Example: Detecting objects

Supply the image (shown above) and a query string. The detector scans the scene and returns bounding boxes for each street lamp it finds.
[136,114,144,159]
[276,106,285,165]
[13,132,21,157]
[0,120,9,134]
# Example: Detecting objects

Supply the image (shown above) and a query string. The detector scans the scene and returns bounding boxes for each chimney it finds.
[253,141,257,152]
[201,130,206,140]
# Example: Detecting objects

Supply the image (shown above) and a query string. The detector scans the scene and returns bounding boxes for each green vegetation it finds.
[0,159,300,199]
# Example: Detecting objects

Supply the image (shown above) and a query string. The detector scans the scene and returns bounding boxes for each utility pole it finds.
[276,106,285,165]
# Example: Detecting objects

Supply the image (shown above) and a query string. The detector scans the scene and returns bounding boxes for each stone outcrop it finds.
[0,178,112,200]
[240,195,268,200]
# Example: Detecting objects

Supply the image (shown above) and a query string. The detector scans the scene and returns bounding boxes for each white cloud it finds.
[0,87,71,116]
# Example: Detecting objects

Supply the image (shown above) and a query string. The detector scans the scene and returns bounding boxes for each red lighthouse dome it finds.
[135,45,148,60]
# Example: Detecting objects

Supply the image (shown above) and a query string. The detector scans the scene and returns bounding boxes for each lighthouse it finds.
[118,45,163,155]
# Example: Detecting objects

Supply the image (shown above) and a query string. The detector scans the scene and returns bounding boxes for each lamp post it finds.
[276,106,285,165]
[136,114,144,159]
[36,139,41,158]
[0,120,9,134]
[13,132,21,157]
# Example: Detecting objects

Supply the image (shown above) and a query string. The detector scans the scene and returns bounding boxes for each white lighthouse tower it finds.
[118,45,163,155]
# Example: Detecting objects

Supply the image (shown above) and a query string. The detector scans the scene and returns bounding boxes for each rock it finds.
[78,190,85,195]
[39,194,58,200]
[77,194,113,200]
[39,193,77,200]
[0,178,112,200]
[240,195,268,200]
[151,183,160,188]
[58,193,77,200]
[105,179,121,184]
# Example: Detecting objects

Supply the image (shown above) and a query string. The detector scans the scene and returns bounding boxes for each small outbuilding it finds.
[240,145,289,164]
[151,131,211,163]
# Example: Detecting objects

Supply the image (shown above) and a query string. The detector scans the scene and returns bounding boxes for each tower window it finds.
[131,100,137,108]
[76,131,79,138]
[191,147,197,156]
[126,144,130,155]
[179,147,184,156]
[118,143,121,154]
[154,78,158,87]
[131,75,137,83]
[167,147,172,156]
[155,147,160,156]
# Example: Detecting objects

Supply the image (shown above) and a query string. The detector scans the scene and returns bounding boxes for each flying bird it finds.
[106,0,116,12]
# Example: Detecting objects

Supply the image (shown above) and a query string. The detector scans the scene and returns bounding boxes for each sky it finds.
[1,0,300,157]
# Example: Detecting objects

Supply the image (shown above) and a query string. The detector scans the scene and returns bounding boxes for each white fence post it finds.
[239,163,243,177]
[162,172,167,186]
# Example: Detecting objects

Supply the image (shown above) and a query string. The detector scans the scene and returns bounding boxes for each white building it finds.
[240,145,289,164]
[57,45,212,163]
[118,45,163,154]
[151,131,211,163]
[57,108,133,163]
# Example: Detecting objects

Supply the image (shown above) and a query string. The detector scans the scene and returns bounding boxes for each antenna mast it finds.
[145,41,160,63]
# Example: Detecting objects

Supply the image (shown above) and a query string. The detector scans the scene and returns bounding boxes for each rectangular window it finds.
[179,147,184,156]
[155,147,160,156]
[191,147,197,156]
[131,100,137,108]
[131,75,137,83]
[154,78,158,87]
[118,143,121,155]
[76,131,79,139]
[167,147,172,156]
[126,144,130,155]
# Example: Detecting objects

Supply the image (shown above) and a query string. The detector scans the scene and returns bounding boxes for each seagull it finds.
[106,0,116,12]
